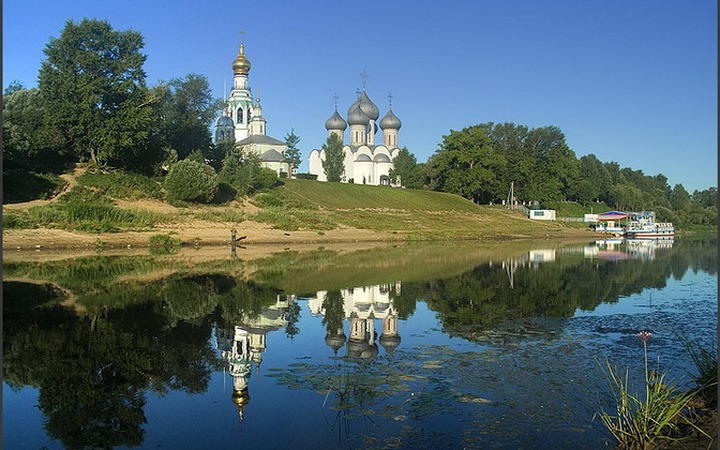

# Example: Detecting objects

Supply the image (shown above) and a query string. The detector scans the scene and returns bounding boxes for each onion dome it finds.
[325,109,348,131]
[379,334,401,354]
[324,330,346,354]
[216,115,234,127]
[380,109,402,130]
[347,103,369,125]
[231,388,250,407]
[358,91,379,120]
[232,43,252,74]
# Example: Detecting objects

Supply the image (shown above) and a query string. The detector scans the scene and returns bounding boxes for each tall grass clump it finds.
[597,331,708,449]
[26,186,164,232]
[681,337,718,406]
[78,170,164,200]
[2,211,33,229]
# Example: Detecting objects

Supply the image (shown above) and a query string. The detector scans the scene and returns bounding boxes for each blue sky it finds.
[4,0,717,192]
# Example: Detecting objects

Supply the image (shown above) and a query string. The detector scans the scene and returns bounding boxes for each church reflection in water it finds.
[215,296,291,420]
[307,283,402,359]
[215,284,403,419]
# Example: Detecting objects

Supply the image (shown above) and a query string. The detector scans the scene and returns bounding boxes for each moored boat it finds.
[625,221,674,239]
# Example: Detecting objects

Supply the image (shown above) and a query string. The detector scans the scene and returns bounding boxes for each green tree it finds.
[574,154,613,203]
[4,79,26,95]
[150,74,221,163]
[609,183,644,211]
[2,88,66,172]
[218,148,274,196]
[284,129,302,175]
[692,187,717,209]
[164,159,218,203]
[322,133,345,182]
[38,19,153,170]
[426,125,506,203]
[669,184,691,210]
[389,147,424,189]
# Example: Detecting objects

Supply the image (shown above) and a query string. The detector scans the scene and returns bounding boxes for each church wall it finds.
[354,161,374,184]
[308,150,326,181]
[374,161,392,185]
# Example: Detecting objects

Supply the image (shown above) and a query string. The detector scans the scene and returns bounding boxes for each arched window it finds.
[237,108,244,123]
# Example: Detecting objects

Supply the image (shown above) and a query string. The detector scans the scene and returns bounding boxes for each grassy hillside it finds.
[249,179,581,239]
[3,170,588,241]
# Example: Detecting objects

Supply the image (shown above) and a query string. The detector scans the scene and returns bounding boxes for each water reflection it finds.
[307,284,402,358]
[3,237,716,449]
[216,295,290,420]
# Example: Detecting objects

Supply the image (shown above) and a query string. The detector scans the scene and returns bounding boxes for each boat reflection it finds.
[588,238,674,261]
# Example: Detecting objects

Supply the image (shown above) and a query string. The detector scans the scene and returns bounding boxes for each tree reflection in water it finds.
[2,237,716,449]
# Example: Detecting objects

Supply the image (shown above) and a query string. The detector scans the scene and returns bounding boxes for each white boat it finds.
[625,220,674,239]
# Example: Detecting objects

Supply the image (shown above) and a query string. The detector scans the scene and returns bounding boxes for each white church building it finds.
[215,43,291,176]
[308,87,402,186]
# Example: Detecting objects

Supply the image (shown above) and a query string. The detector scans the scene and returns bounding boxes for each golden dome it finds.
[231,388,250,406]
[232,43,251,74]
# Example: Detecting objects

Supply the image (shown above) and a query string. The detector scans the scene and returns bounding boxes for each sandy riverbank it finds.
[2,218,597,252]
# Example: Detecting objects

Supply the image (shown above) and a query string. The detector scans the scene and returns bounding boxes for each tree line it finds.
[389,123,716,227]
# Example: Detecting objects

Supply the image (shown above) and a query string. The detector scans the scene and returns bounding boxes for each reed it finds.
[680,337,718,406]
[597,331,707,449]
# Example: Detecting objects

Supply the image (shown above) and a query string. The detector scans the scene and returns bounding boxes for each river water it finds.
[3,237,716,449]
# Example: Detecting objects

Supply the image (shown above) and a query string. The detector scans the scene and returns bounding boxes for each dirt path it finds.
[3,164,87,211]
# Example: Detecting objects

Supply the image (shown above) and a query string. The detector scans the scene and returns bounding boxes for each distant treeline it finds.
[390,123,716,227]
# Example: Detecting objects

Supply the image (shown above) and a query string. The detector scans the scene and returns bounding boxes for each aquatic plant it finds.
[680,336,718,406]
[597,331,706,449]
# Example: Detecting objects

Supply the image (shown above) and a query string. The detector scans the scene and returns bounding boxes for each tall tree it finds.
[150,74,221,163]
[4,80,26,96]
[321,133,345,182]
[389,147,424,189]
[426,125,506,203]
[3,88,66,172]
[38,19,152,169]
[669,184,691,210]
[284,129,302,175]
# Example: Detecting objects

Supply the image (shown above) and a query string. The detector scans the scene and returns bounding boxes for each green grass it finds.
[247,179,550,237]
[277,179,482,212]
[193,209,246,224]
[21,186,166,233]
[77,169,164,200]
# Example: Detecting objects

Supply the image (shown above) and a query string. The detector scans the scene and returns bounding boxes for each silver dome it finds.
[379,109,401,130]
[324,109,347,131]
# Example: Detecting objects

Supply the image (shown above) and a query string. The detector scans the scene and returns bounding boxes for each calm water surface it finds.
[3,237,717,449]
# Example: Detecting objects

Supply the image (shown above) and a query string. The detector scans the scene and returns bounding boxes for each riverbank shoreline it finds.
[2,220,598,252]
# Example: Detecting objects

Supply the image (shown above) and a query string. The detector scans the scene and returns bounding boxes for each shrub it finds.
[164,159,218,203]
[149,234,180,248]
[253,168,279,192]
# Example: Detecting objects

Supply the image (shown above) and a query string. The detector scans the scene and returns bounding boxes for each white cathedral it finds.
[308,86,403,186]
[215,43,291,176]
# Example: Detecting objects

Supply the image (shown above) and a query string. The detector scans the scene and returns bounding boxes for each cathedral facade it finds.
[308,89,402,186]
[215,43,291,176]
